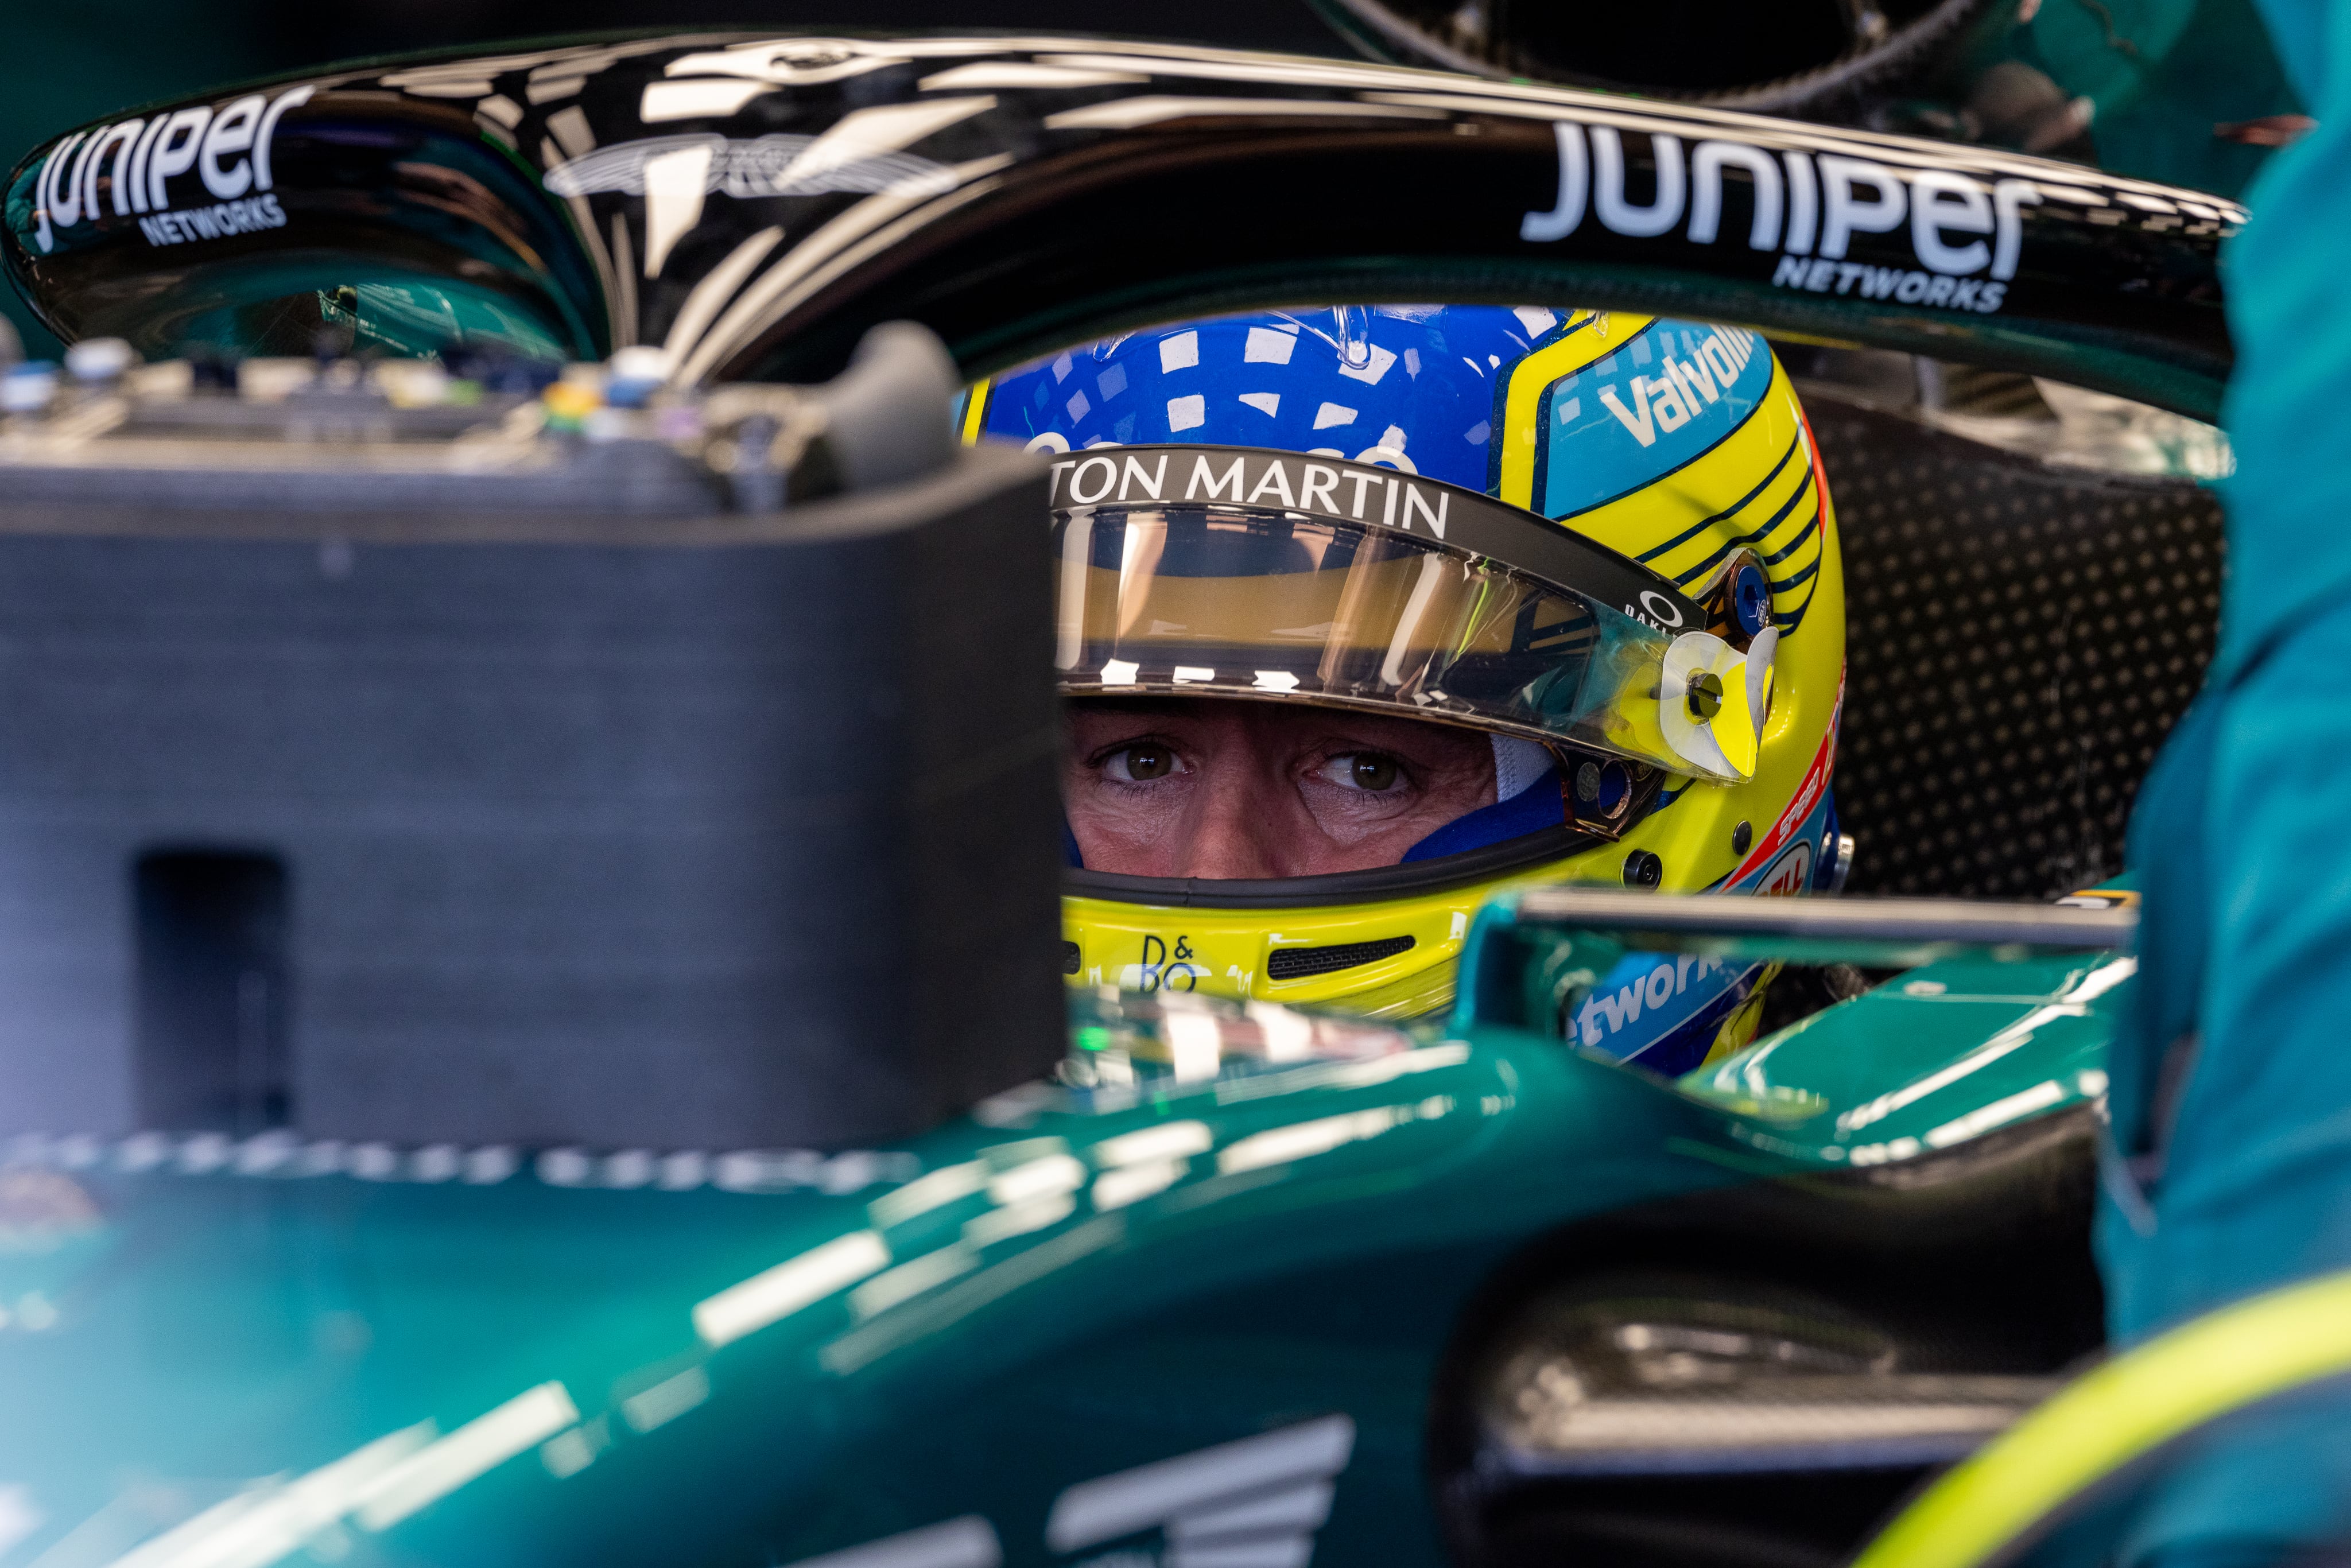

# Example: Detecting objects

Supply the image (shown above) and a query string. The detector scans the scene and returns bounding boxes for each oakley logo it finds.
[30,86,313,254]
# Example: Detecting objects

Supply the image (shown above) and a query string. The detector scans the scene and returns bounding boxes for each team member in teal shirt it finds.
[2102,2,2351,1558]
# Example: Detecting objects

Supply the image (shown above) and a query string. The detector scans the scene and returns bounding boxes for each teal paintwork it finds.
[1681,948,2133,1170]
[0,919,2130,1568]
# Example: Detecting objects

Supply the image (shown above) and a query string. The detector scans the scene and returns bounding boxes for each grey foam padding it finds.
[809,321,961,491]
[1815,395,2222,899]
[0,443,1061,1149]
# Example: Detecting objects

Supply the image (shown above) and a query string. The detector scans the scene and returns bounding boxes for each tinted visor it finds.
[1050,446,1716,778]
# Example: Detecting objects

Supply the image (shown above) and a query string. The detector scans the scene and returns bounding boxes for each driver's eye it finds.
[1321,752,1403,792]
[1104,742,1182,782]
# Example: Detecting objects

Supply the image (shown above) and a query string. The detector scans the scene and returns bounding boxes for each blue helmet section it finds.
[1399,767,1564,863]
[973,305,1776,521]
[976,305,1556,491]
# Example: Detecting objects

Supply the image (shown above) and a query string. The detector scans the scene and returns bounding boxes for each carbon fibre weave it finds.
[1814,398,2223,899]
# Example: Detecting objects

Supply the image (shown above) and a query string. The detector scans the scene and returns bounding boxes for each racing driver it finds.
[964,304,1848,1074]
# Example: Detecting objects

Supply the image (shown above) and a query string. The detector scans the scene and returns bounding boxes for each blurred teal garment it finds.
[2009,0,2300,196]
[2213,2,2351,672]
[2096,2,2351,1559]
[2099,659,2351,1561]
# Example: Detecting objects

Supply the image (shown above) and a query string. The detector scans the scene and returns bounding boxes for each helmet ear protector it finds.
[1554,546,1783,838]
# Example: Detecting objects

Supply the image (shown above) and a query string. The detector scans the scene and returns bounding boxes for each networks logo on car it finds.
[1516,120,2247,317]
[24,85,314,254]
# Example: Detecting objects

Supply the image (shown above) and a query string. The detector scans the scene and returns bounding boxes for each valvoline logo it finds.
[1534,321,1770,519]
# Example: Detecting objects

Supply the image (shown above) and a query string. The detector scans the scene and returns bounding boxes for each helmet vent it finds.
[1267,934,1415,981]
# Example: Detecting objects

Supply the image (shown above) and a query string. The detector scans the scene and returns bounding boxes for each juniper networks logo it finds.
[29,85,313,254]
[1519,122,2035,315]
[1515,121,2237,316]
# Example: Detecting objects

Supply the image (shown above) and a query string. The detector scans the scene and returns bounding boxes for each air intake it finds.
[1267,935,1416,981]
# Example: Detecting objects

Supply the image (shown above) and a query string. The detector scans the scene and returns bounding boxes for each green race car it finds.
[0,889,2132,1568]
[0,30,2228,1568]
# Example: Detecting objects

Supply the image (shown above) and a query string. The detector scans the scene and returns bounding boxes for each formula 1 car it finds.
[0,32,2232,1568]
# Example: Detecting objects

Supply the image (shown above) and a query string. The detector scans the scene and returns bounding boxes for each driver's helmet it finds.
[964,305,1845,1073]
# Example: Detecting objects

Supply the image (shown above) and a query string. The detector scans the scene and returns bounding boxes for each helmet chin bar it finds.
[6,34,2232,414]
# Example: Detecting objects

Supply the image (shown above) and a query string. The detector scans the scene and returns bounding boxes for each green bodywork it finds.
[0,910,2131,1567]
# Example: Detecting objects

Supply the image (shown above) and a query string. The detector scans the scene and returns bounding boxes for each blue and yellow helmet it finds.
[964,305,1845,1072]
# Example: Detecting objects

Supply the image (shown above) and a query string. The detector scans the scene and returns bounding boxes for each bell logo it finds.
[1756,840,1815,898]
[1046,1415,1356,1566]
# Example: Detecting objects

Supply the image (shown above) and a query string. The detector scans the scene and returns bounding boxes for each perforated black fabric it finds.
[1813,397,2224,899]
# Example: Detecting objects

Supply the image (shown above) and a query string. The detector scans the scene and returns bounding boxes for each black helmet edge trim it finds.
[1063,822,1603,909]
[1045,443,1707,634]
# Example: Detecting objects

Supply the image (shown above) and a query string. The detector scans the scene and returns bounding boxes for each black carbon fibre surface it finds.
[1814,397,2224,898]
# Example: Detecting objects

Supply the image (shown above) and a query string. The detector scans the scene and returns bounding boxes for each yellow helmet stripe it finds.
[1767,563,1826,636]
[1633,420,1807,567]
[1636,377,1821,583]
[1496,313,1652,511]
[958,377,994,446]
[1769,431,1837,633]
[1852,1266,2351,1568]
[1661,467,1818,589]
[1601,363,1829,636]
[1712,469,1823,585]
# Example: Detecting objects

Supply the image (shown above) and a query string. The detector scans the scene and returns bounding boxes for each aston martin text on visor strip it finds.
[1043,443,1706,636]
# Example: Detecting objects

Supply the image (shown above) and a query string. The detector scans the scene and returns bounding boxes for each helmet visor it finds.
[1050,446,1725,779]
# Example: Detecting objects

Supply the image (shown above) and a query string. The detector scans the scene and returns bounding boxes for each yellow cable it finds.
[1856,1267,2351,1568]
